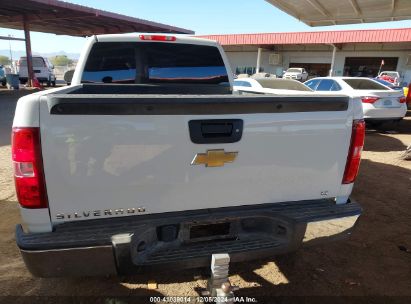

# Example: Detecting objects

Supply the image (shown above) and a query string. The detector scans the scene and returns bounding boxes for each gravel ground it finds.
[0,89,410,303]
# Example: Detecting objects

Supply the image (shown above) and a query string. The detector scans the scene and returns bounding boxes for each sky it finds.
[1,0,411,56]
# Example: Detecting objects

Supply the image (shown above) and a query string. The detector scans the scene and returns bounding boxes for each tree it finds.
[0,55,11,66]
[50,55,73,66]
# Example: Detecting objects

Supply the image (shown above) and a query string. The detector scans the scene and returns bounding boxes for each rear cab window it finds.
[343,78,390,90]
[286,68,302,73]
[81,42,229,85]
[19,57,46,67]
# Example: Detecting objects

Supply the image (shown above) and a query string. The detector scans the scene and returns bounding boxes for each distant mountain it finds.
[0,49,80,60]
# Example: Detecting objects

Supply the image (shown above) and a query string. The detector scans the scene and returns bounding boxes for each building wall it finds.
[225,47,411,85]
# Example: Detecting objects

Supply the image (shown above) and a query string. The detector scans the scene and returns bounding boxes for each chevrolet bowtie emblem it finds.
[191,149,238,167]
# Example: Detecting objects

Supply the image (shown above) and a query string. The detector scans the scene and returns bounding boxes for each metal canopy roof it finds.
[265,0,411,26]
[0,0,193,36]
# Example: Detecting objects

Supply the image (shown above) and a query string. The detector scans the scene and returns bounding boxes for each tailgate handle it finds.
[189,119,243,144]
[201,123,233,137]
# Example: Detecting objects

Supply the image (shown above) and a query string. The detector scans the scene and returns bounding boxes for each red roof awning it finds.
[198,28,411,46]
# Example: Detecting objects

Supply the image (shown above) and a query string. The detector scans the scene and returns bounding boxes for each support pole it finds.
[23,17,34,87]
[329,44,337,77]
[256,47,262,74]
[8,35,13,65]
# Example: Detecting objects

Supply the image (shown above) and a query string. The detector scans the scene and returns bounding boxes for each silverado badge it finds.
[191,149,238,167]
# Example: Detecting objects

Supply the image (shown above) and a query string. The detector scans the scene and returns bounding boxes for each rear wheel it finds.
[1,80,6,87]
[51,80,56,87]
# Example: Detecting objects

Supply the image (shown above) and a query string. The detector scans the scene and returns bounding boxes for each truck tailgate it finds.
[39,95,352,224]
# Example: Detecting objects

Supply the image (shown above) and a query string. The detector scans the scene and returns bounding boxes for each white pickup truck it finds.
[13,34,364,277]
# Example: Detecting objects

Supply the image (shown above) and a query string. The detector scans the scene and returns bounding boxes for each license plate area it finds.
[376,99,400,108]
[131,216,292,265]
[188,222,233,242]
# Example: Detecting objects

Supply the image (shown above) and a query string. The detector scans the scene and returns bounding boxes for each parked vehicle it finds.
[305,77,407,125]
[13,34,363,277]
[283,68,308,82]
[373,78,409,104]
[233,77,313,94]
[377,71,401,86]
[373,78,404,91]
[0,65,6,86]
[374,79,411,107]
[17,56,56,87]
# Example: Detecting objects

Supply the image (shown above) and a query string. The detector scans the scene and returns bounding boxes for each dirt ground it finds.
[0,89,410,303]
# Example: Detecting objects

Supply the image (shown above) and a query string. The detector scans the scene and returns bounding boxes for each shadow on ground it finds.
[364,131,408,152]
[364,113,410,152]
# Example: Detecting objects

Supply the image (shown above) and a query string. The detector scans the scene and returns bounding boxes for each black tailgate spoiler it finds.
[47,94,349,115]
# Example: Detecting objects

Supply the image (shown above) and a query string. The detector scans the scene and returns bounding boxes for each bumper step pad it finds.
[144,238,283,264]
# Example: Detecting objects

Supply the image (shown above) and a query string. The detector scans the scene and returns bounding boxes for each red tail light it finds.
[399,97,407,103]
[361,96,379,103]
[12,127,48,208]
[139,35,176,41]
[342,120,365,184]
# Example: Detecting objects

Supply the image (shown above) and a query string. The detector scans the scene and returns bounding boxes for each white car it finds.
[234,77,313,94]
[18,56,56,87]
[283,68,308,82]
[305,77,407,125]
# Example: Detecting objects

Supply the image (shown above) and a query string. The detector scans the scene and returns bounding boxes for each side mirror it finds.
[50,64,54,69]
[63,69,75,85]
